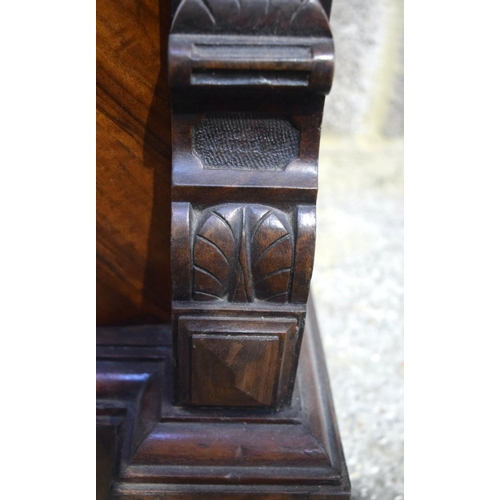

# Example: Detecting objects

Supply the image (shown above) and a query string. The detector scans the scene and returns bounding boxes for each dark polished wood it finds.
[169,0,334,409]
[97,303,350,499]
[97,0,349,498]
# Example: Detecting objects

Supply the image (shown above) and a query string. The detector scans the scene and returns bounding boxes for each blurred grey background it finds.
[312,0,403,499]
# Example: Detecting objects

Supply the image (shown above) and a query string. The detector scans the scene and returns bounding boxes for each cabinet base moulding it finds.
[97,301,350,499]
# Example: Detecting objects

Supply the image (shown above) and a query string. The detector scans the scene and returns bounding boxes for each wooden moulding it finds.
[96,301,350,499]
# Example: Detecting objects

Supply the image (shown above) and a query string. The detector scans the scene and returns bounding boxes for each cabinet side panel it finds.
[96,0,172,325]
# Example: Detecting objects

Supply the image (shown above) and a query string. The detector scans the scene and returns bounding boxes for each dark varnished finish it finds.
[176,316,299,407]
[95,0,334,326]
[97,303,350,498]
[170,0,334,408]
[97,0,349,497]
[179,203,311,303]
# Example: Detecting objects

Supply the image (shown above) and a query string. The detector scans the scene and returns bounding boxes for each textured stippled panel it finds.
[193,113,300,171]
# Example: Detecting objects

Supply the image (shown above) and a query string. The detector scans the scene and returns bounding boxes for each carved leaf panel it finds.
[251,210,293,302]
[192,204,295,303]
[193,209,239,300]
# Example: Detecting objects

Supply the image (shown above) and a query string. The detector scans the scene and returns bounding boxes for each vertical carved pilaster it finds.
[169,0,334,408]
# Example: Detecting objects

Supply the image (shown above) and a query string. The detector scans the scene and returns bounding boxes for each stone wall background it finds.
[324,0,404,139]
[312,1,404,499]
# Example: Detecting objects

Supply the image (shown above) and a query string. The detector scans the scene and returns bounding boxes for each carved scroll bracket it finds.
[169,0,334,409]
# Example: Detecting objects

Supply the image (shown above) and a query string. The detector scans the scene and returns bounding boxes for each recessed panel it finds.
[193,113,300,171]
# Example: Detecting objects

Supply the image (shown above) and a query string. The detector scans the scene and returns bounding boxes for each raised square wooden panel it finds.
[191,335,280,406]
[177,316,299,407]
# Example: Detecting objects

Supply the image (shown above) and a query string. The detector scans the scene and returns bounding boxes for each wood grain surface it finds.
[96,303,350,498]
[97,0,172,326]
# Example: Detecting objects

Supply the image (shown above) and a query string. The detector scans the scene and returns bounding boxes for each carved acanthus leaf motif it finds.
[193,209,238,301]
[192,205,294,303]
[172,0,331,37]
[251,210,293,303]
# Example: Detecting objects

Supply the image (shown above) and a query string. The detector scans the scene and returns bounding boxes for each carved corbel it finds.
[169,0,334,408]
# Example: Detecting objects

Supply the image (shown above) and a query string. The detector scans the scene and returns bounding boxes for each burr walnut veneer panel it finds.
[96,0,172,326]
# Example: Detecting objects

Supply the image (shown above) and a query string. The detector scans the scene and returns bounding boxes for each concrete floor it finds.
[312,138,404,500]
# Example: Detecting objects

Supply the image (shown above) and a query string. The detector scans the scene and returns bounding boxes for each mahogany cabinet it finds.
[97,0,350,498]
